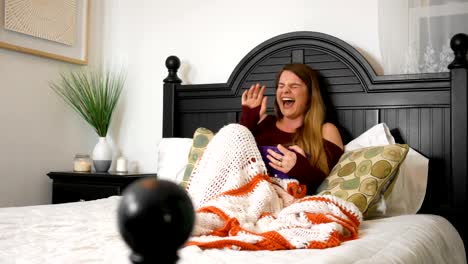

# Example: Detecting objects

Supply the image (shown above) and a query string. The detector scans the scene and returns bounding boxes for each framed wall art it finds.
[0,0,89,65]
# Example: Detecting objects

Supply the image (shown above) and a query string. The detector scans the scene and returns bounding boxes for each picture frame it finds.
[0,0,89,65]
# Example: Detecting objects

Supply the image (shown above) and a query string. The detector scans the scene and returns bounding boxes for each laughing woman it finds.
[240,63,344,195]
[183,64,359,251]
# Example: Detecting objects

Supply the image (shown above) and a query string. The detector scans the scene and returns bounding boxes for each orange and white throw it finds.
[186,124,362,250]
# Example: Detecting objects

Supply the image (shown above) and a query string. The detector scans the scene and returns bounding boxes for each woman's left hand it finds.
[267,144,305,173]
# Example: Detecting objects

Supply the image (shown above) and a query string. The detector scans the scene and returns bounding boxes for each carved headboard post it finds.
[448,33,468,210]
[163,56,182,137]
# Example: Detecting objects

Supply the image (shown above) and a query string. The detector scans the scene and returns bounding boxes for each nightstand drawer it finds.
[52,182,121,204]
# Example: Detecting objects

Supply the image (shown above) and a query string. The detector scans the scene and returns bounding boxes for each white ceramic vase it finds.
[92,137,112,172]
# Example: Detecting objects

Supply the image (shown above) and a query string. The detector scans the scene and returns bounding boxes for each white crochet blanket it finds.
[186,124,362,250]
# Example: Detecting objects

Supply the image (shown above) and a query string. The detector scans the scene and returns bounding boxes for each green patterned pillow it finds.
[317,144,409,215]
[180,127,214,189]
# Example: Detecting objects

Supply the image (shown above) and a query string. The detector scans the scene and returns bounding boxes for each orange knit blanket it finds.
[187,174,362,250]
[186,124,362,250]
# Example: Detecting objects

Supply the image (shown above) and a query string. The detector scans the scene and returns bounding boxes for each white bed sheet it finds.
[0,196,465,264]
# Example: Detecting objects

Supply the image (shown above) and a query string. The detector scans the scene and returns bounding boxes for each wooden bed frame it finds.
[119,31,468,263]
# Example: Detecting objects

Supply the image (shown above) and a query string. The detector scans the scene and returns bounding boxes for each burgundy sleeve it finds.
[288,141,344,195]
[325,141,344,170]
[239,105,261,131]
[288,154,327,195]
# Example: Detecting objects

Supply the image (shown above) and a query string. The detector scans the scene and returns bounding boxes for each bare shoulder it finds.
[322,123,344,150]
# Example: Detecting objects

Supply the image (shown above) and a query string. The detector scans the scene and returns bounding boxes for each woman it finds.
[185,64,360,250]
[240,63,344,194]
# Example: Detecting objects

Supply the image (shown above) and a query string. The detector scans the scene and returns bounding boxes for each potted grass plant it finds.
[50,68,126,172]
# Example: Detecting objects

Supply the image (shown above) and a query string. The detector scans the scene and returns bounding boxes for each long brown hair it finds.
[274,64,329,174]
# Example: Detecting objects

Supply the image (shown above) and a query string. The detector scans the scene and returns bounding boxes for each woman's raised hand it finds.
[242,83,267,116]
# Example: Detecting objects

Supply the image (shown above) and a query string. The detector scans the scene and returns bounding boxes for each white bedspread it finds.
[0,196,465,264]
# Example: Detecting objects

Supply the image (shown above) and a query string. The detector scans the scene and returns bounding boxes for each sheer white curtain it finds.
[378,0,468,74]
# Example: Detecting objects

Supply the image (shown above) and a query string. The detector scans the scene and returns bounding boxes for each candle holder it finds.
[116,156,128,173]
[73,154,92,172]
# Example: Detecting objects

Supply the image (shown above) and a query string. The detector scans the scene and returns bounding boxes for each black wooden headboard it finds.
[162,31,468,244]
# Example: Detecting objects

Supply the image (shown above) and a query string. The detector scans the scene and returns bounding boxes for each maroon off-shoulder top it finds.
[240,105,344,194]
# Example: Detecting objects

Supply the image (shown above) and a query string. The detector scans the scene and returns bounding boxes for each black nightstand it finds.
[47,171,157,204]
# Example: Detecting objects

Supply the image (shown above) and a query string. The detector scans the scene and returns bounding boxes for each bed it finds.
[157,31,468,262]
[1,31,467,263]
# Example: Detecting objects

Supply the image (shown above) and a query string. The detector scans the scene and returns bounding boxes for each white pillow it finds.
[384,148,428,216]
[345,123,395,152]
[344,123,428,217]
[156,138,192,184]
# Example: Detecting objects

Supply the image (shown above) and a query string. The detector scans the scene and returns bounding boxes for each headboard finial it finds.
[448,33,468,69]
[164,55,182,84]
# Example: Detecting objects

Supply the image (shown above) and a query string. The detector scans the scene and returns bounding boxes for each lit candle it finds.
[74,154,91,172]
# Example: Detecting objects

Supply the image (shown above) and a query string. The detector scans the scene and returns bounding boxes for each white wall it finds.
[0,0,381,207]
[102,0,382,174]
[0,1,103,207]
